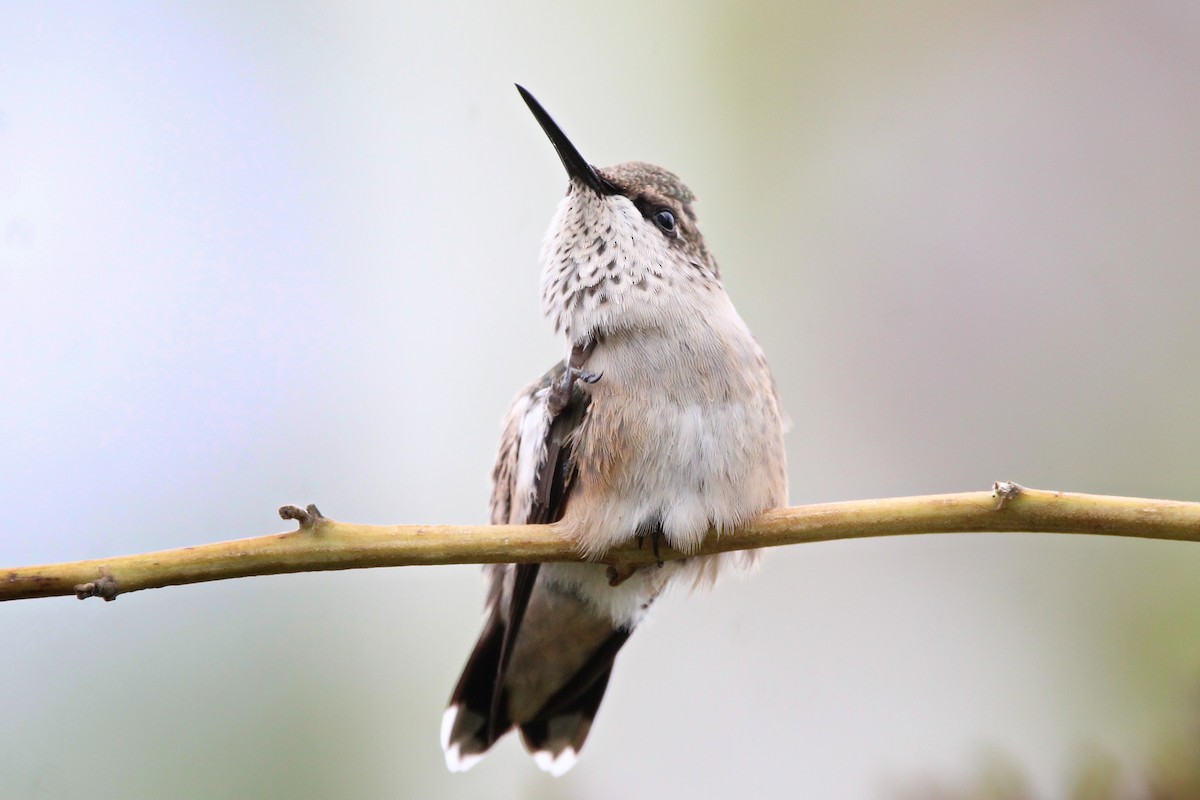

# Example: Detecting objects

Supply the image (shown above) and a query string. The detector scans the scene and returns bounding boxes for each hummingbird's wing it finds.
[444,362,624,774]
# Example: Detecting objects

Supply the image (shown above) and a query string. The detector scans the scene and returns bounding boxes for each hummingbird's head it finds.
[516,86,723,343]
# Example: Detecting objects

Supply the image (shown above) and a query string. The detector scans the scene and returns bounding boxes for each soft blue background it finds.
[2,3,1199,797]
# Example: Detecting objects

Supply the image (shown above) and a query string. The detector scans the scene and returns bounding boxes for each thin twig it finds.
[3,483,1198,603]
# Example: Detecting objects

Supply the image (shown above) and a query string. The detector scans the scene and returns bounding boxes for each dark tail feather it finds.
[444,563,541,771]
[441,612,512,772]
[517,628,632,776]
[488,564,539,742]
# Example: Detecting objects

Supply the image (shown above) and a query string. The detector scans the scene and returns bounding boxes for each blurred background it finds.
[2,2,1199,798]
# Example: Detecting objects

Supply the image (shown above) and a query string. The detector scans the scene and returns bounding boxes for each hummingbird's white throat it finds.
[539,179,718,344]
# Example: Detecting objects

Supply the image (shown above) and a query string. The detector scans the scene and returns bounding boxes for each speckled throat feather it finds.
[540,161,722,342]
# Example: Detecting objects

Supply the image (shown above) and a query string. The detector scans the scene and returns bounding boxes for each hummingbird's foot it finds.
[549,338,601,414]
[548,367,602,415]
[634,523,665,568]
[548,371,573,415]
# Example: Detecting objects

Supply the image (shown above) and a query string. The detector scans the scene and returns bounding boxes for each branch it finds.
[4,483,1199,603]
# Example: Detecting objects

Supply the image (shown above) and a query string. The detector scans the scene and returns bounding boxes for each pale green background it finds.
[2,2,1199,798]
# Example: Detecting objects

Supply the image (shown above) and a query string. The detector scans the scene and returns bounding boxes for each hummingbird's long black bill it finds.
[516,85,617,196]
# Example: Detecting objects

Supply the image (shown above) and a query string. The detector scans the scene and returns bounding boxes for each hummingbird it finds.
[441,85,789,776]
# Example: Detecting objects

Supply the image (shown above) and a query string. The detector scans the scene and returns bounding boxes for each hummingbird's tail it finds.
[516,626,629,775]
[441,593,632,776]
[441,611,508,773]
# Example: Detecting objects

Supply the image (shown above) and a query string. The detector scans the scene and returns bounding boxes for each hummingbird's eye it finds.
[652,209,677,236]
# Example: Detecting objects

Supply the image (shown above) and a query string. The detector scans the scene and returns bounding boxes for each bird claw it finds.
[635,529,665,568]
[548,367,601,414]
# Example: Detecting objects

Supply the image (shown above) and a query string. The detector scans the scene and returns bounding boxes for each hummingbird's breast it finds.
[560,291,789,558]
